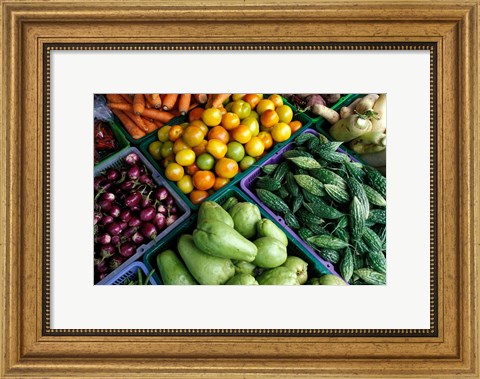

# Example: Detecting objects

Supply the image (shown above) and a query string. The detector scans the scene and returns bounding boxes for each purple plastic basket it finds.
[240,129,361,283]
[100,261,157,285]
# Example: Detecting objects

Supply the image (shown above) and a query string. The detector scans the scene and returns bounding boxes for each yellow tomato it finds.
[175,149,196,166]
[271,122,292,142]
[268,94,284,108]
[255,99,275,115]
[245,137,265,157]
[206,139,228,159]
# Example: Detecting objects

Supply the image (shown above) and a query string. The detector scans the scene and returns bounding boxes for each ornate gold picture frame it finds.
[1,1,478,377]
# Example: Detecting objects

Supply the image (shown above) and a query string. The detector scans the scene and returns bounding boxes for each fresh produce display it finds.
[150,198,337,285]
[93,151,187,283]
[145,94,304,206]
[243,130,387,285]
[93,93,387,286]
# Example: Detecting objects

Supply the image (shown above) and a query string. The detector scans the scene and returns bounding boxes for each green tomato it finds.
[148,141,163,160]
[160,141,174,158]
[241,116,259,137]
[239,156,256,171]
[196,153,215,170]
[226,142,245,162]
[231,100,251,119]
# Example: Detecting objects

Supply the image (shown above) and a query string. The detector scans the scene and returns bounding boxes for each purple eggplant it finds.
[98,199,112,212]
[128,165,141,180]
[169,206,178,215]
[99,244,116,258]
[95,258,109,273]
[141,222,157,240]
[119,209,132,222]
[120,180,136,192]
[95,233,111,245]
[101,192,115,202]
[164,195,175,207]
[101,215,114,225]
[106,168,120,182]
[125,192,142,208]
[125,152,140,165]
[119,243,136,258]
[131,232,145,244]
[94,211,103,225]
[154,187,168,202]
[106,222,122,236]
[166,214,178,226]
[140,206,156,222]
[118,221,128,231]
[110,255,126,270]
[153,213,166,230]
[139,174,153,186]
[111,235,121,246]
[157,204,167,215]
[128,217,141,228]
[123,226,138,239]
[109,204,121,218]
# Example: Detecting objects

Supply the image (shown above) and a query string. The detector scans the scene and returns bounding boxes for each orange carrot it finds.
[141,108,175,123]
[178,94,191,115]
[142,117,158,134]
[162,94,179,111]
[151,94,162,108]
[194,94,208,104]
[153,120,165,128]
[205,94,214,108]
[107,102,132,112]
[106,94,128,104]
[188,102,199,111]
[120,94,133,104]
[133,94,145,115]
[212,94,231,108]
[111,109,145,140]
[170,109,181,117]
[124,111,148,132]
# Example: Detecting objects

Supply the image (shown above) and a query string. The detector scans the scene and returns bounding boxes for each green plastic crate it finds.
[142,186,332,285]
[94,118,130,166]
[138,102,312,211]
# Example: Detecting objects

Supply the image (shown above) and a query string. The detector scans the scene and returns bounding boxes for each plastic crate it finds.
[94,119,130,166]
[143,186,335,285]
[240,129,367,284]
[94,147,191,285]
[100,261,157,285]
[138,102,312,211]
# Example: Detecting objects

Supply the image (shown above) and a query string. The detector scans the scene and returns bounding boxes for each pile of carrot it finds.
[106,94,231,140]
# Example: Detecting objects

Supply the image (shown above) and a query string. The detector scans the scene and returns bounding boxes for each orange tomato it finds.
[230,125,252,144]
[289,120,303,134]
[260,109,279,128]
[245,136,265,157]
[271,122,292,143]
[190,119,208,134]
[188,107,204,123]
[268,94,284,108]
[256,99,275,115]
[168,125,184,142]
[173,139,190,154]
[221,112,241,130]
[206,139,228,159]
[213,177,230,191]
[192,139,208,156]
[189,189,209,205]
[207,126,230,144]
[186,162,200,176]
[257,131,273,150]
[165,162,184,182]
[193,171,215,191]
[215,158,239,179]
[182,126,205,147]
[243,94,262,109]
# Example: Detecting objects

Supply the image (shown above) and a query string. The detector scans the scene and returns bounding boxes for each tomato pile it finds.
[147,94,303,205]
